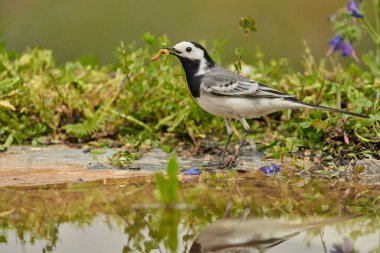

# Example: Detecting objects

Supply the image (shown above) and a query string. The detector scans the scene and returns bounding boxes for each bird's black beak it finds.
[162,47,180,55]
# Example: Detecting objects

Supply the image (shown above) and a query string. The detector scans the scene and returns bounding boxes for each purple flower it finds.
[327,37,359,62]
[347,0,364,18]
[347,0,359,11]
[331,244,344,253]
[330,237,355,253]
[329,35,343,51]
[340,41,360,61]
[340,41,354,56]
[183,168,201,175]
[259,164,281,175]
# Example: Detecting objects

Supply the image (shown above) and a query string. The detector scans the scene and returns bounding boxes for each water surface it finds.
[0,177,379,252]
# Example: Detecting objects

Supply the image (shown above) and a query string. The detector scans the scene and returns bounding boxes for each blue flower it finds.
[327,37,359,62]
[347,0,364,18]
[183,168,201,175]
[259,164,281,175]
[329,35,343,51]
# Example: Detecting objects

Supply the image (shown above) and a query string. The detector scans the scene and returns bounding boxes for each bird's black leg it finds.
[223,181,234,218]
[234,183,250,220]
[226,117,250,168]
[203,118,233,169]
[234,130,249,158]
[220,118,233,161]
[235,117,250,158]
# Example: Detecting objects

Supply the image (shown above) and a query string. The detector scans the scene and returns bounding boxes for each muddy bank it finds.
[0,145,378,187]
[0,145,266,187]
[0,145,149,186]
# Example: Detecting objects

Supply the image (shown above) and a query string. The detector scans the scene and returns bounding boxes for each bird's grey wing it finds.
[202,71,296,99]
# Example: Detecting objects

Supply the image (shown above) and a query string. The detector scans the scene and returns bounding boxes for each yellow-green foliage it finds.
[0,36,215,145]
[0,35,379,160]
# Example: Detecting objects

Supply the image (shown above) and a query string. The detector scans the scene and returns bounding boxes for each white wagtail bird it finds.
[189,215,360,253]
[159,42,369,168]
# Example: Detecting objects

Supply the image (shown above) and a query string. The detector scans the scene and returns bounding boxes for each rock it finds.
[0,144,279,186]
[346,159,380,185]
[0,145,152,186]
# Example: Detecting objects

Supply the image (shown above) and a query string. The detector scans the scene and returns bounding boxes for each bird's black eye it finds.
[186,47,192,52]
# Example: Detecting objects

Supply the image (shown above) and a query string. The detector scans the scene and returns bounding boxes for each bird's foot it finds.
[202,155,238,170]
[222,155,237,169]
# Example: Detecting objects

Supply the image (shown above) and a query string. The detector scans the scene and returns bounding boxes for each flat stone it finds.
[0,145,272,187]
[0,145,149,186]
[0,145,116,170]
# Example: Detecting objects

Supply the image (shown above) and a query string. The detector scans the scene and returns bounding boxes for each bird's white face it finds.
[172,41,205,60]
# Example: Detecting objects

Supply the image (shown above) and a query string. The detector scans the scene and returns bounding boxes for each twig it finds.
[314,77,325,105]
[319,230,327,253]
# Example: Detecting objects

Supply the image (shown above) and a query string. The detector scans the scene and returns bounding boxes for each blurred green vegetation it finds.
[0,33,379,165]
[0,177,379,252]
[0,0,371,67]
[154,154,180,206]
[327,0,380,76]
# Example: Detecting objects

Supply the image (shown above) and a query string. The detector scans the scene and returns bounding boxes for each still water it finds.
[0,177,379,253]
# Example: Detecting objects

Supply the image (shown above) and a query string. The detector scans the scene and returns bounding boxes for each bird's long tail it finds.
[295,101,369,119]
[296,214,362,231]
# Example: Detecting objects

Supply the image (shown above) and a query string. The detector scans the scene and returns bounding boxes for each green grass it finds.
[0,34,379,165]
[154,154,180,206]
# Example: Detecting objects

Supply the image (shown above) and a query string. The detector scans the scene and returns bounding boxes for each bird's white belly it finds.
[196,95,303,119]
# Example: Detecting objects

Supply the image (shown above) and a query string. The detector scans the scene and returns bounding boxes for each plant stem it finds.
[362,18,379,43]
[336,82,342,110]
[362,15,380,64]
[314,77,325,105]
[375,0,380,63]
[374,0,380,32]
[236,32,249,73]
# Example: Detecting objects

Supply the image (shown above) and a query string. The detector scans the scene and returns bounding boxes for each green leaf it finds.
[154,154,180,205]
[285,139,298,153]
[362,52,380,76]
[299,121,311,128]
[0,134,13,151]
[125,115,153,132]
[142,32,156,45]
[90,149,106,155]
[0,235,7,243]
[167,154,180,203]
[62,112,106,138]
[155,173,168,203]
[0,208,14,217]
[310,119,328,129]
[0,100,16,111]
[354,97,372,108]
[320,204,329,212]
[239,15,257,33]
[234,47,248,57]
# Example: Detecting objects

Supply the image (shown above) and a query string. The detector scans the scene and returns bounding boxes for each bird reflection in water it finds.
[189,182,359,253]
